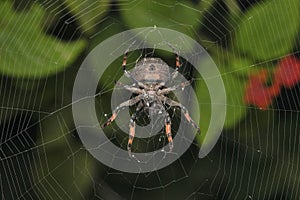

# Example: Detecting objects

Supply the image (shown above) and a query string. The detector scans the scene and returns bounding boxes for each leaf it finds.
[120,0,203,38]
[234,0,300,60]
[194,78,211,141]
[88,17,125,50]
[222,73,247,127]
[63,0,110,34]
[230,56,254,77]
[195,64,247,140]
[0,1,86,78]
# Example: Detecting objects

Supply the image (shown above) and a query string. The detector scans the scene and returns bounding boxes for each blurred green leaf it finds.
[195,64,247,141]
[230,56,254,77]
[0,1,86,78]
[209,46,257,77]
[120,0,203,38]
[195,78,211,142]
[222,73,247,127]
[63,0,110,35]
[225,0,242,17]
[234,0,300,60]
[196,75,247,131]
[88,17,125,50]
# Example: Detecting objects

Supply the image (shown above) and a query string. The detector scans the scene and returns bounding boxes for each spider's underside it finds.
[102,51,200,157]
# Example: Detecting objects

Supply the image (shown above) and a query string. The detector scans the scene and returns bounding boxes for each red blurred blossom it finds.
[244,55,300,110]
[273,55,300,88]
[244,69,280,110]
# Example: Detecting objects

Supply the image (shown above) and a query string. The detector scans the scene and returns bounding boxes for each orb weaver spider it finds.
[102,49,200,156]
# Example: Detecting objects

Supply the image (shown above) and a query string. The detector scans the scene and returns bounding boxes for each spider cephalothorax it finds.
[102,50,200,156]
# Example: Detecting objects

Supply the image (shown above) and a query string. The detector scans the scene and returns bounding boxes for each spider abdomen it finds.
[131,57,170,84]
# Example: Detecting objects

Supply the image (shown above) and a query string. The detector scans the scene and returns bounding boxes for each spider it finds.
[102,50,201,156]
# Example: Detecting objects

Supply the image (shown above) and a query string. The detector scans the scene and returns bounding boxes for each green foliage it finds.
[87,17,125,50]
[222,73,247,127]
[120,0,203,38]
[195,65,247,141]
[63,0,110,34]
[194,78,211,140]
[230,56,255,77]
[0,1,86,78]
[234,0,300,60]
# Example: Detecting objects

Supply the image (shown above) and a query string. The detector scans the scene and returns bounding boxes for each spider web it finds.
[1,0,300,200]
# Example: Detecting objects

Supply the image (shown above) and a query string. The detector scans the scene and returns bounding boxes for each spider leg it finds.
[122,51,134,80]
[167,53,180,81]
[127,102,143,157]
[167,44,181,81]
[161,96,201,134]
[151,100,174,152]
[175,51,181,70]
[157,80,191,95]
[115,81,144,94]
[164,112,174,152]
[121,51,147,88]
[127,116,136,157]
[101,94,142,128]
